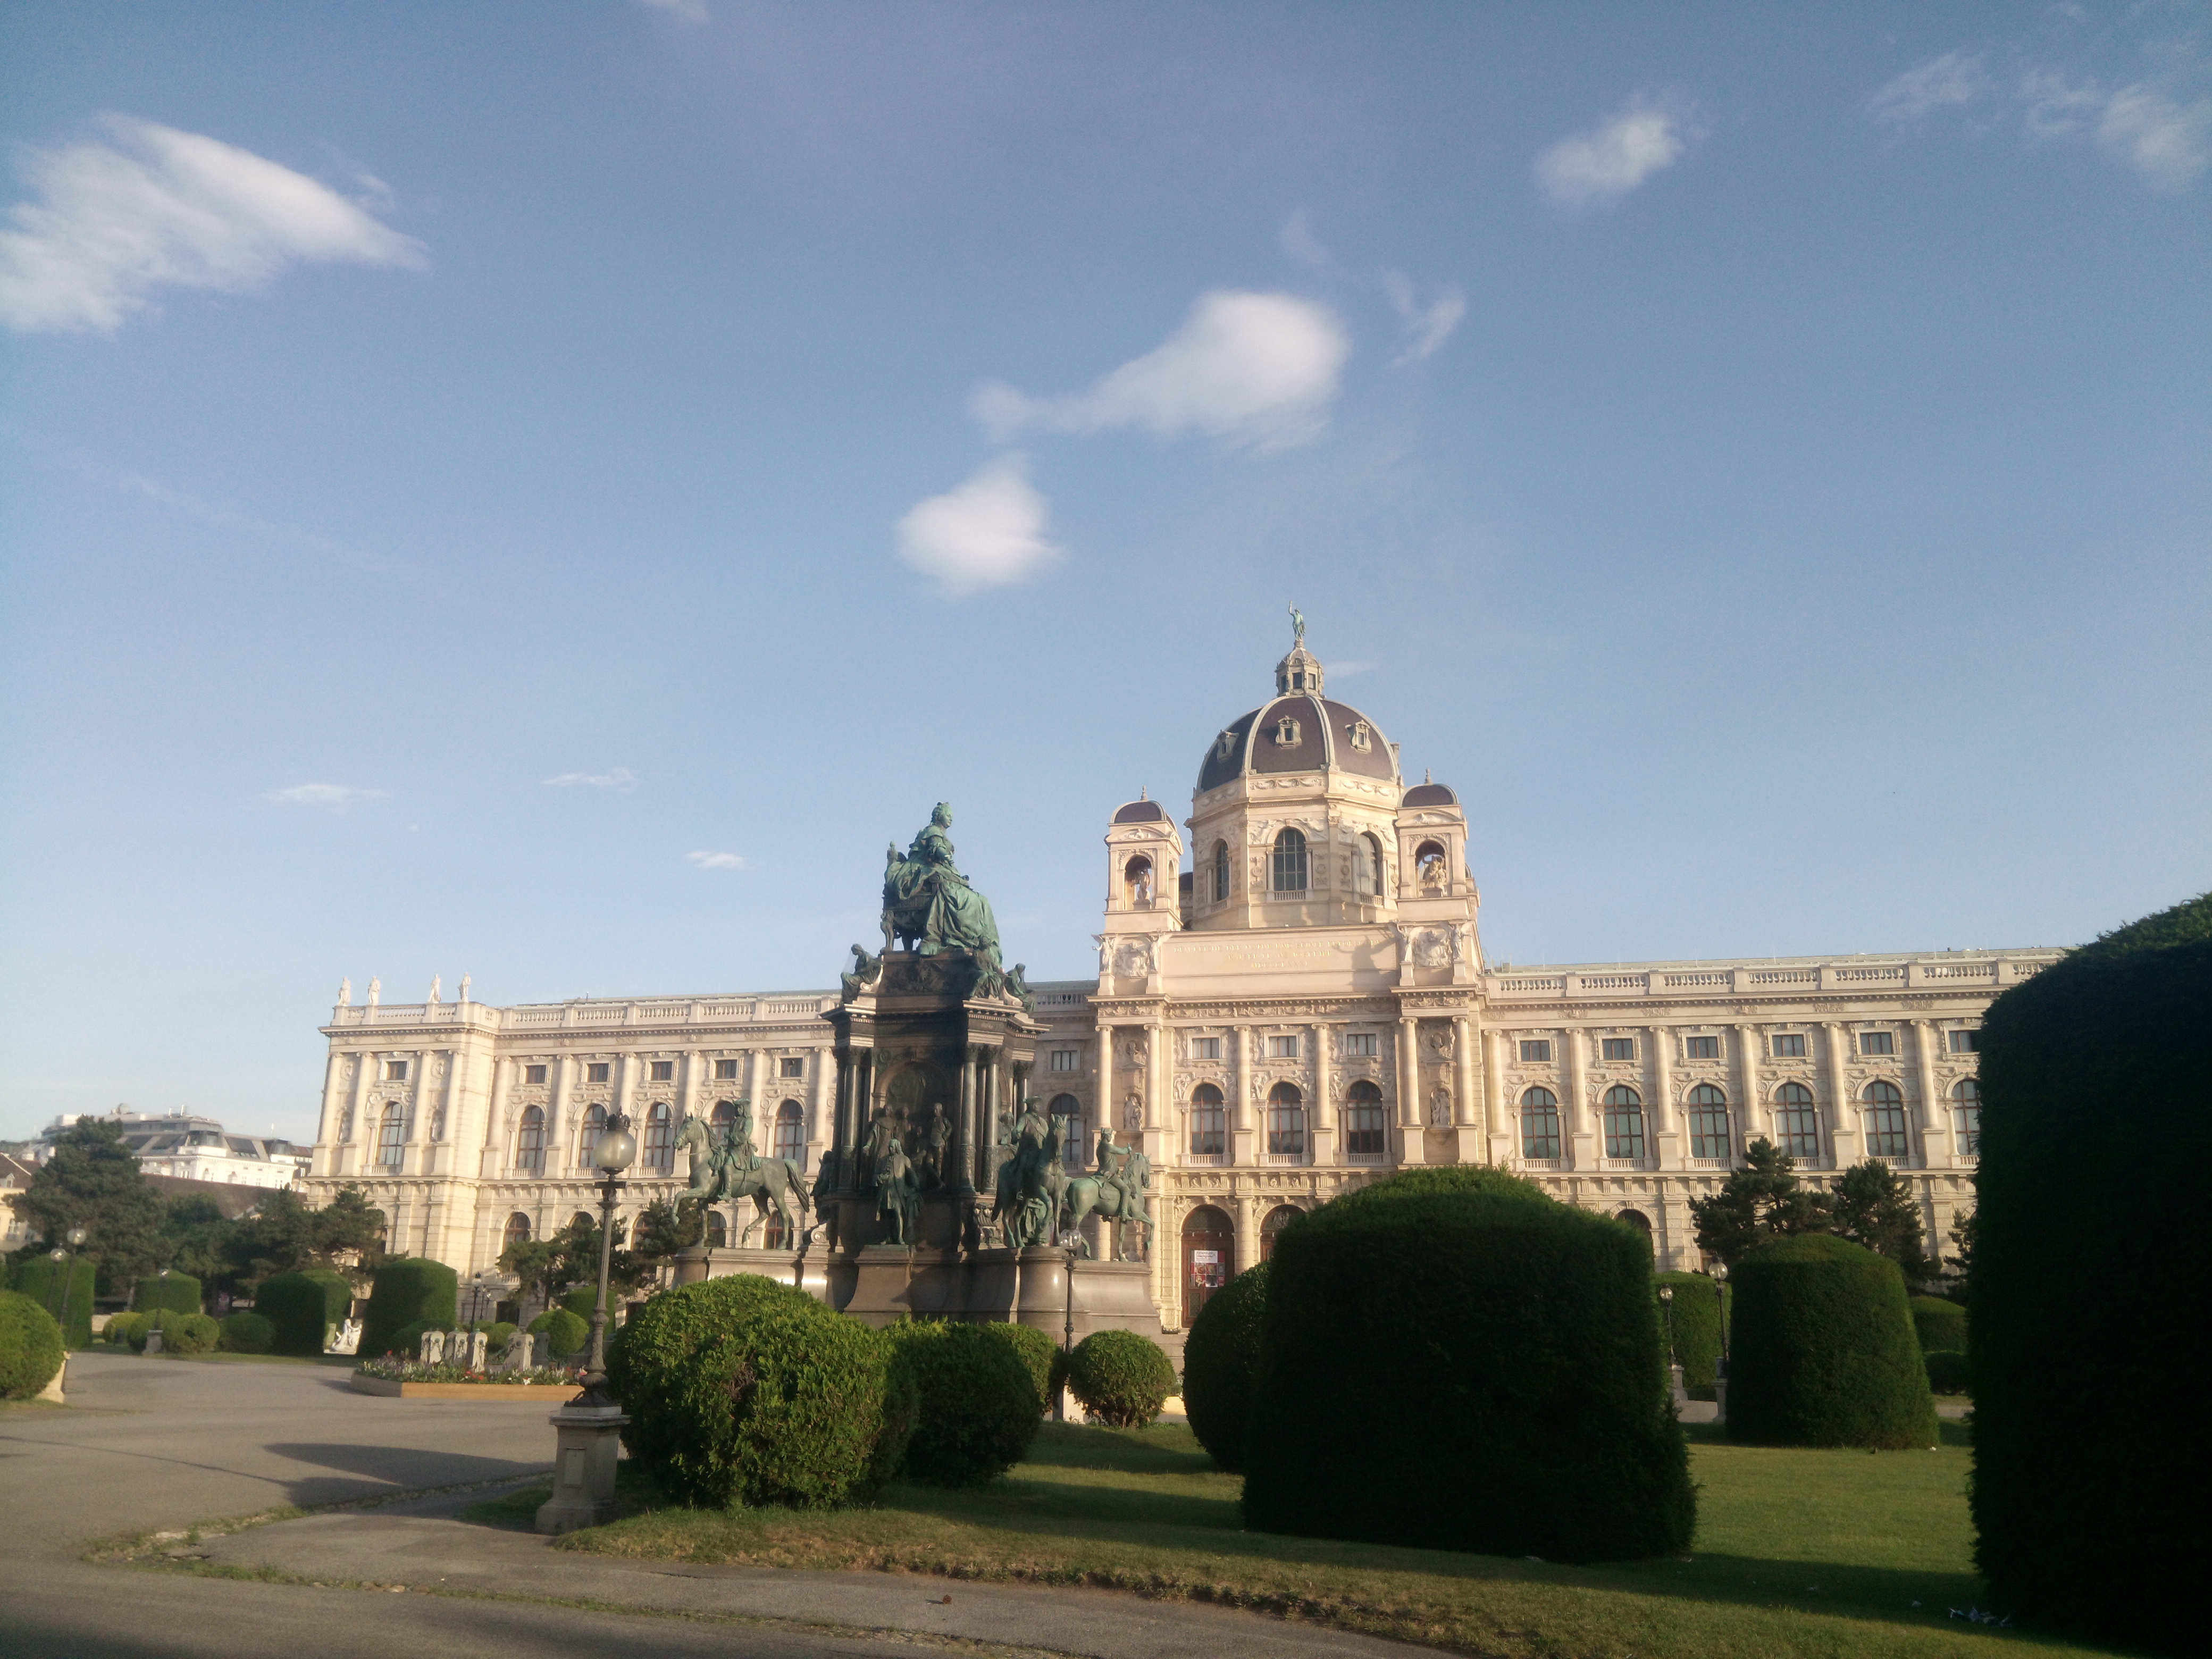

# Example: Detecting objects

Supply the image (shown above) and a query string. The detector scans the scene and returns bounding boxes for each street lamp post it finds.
[1712,1263,1731,1426]
[537,1112,636,1536]
[45,1227,89,1338]
[1053,1231,1082,1423]
[1658,1284,1685,1404]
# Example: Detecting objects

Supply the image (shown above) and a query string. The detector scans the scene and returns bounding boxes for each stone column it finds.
[1233,1189,1258,1279]
[1650,1025,1678,1169]
[809,1044,833,1171]
[1565,1027,1593,1170]
[481,1057,512,1179]
[956,1045,977,1194]
[1912,1018,1948,1168]
[547,1054,573,1176]
[315,1052,345,1164]
[1310,1020,1334,1164]
[676,1051,700,1135]
[1451,1013,1480,1165]
[1822,1022,1856,1167]
[1231,1027,1255,1164]
[1482,1027,1505,1150]
[1735,1025,1762,1161]
[1394,1015,1426,1164]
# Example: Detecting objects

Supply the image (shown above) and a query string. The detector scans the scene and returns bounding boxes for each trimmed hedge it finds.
[0,1289,66,1398]
[1243,1166,1692,1563]
[1182,1261,1268,1471]
[135,1272,203,1317]
[14,1255,95,1348]
[105,1311,149,1348]
[1067,1330,1174,1428]
[360,1259,458,1359]
[1909,1296,1967,1356]
[1924,1350,1970,1395]
[1725,1234,1937,1448]
[157,1310,221,1356]
[983,1321,1057,1415]
[607,1275,916,1509]
[1972,893,2211,1655]
[891,1320,1041,1486]
[220,1311,275,1354]
[560,1287,600,1322]
[1654,1270,1731,1395]
[257,1270,354,1356]
[529,1307,589,1359]
[484,1320,517,1352]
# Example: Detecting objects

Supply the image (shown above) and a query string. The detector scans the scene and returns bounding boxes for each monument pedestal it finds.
[673,1244,801,1288]
[825,1244,1162,1345]
[534,1401,628,1535]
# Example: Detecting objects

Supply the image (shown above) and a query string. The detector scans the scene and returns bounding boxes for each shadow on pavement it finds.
[262,1443,551,1507]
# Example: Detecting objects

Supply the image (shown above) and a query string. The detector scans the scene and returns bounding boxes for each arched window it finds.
[1355,833,1381,896]
[568,1210,594,1237]
[1188,1084,1226,1155]
[1617,1209,1653,1243]
[1266,1082,1305,1155]
[1774,1082,1820,1157]
[1415,840,1447,891]
[1048,1093,1084,1167]
[577,1103,607,1168]
[1271,827,1308,893]
[1686,1084,1731,1160]
[1260,1204,1303,1262]
[1124,855,1154,908]
[501,1211,531,1252]
[1602,1085,1645,1159]
[1951,1078,1981,1155]
[710,1098,738,1129]
[774,1100,805,1164]
[1864,1080,1909,1159]
[643,1102,675,1171]
[1345,1079,1386,1157]
[375,1102,405,1168]
[704,1210,727,1248]
[1211,840,1230,903]
[1520,1086,1561,1159]
[1182,1205,1235,1327]
[516,1105,546,1174]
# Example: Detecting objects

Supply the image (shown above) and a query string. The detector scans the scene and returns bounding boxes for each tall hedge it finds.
[359,1258,458,1359]
[891,1320,1041,1486]
[1654,1270,1730,1395]
[1908,1295,1966,1356]
[982,1321,1057,1415]
[1972,892,2211,1655]
[607,1275,916,1509]
[0,1290,66,1398]
[1242,1167,1693,1562]
[1725,1234,1937,1448]
[257,1270,355,1356]
[1182,1261,1268,1471]
[14,1255,95,1348]
[135,1272,203,1316]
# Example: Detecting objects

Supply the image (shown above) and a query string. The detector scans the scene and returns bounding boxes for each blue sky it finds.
[2,2,2206,1144]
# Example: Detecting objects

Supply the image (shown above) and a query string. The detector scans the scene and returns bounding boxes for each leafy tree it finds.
[1830,1159,1934,1283]
[503,1214,650,1310]
[17,1120,167,1291]
[498,1235,568,1310]
[631,1196,704,1269]
[160,1195,250,1298]
[1689,1137,1833,1267]
[234,1187,386,1286]
[1946,1204,1977,1296]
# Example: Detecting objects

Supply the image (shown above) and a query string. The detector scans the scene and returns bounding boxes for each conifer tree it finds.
[1689,1137,1831,1267]
[1831,1158,1933,1283]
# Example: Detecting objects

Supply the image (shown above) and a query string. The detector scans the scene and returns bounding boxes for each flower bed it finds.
[350,1355,584,1398]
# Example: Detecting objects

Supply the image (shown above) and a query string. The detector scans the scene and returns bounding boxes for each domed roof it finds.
[1196,631,1397,792]
[1402,780,1458,808]
[1112,796,1168,824]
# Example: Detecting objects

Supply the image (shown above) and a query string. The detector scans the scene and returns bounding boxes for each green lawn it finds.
[465,1419,2125,1659]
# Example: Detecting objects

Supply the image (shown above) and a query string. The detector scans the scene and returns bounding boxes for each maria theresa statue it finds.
[881,802,1002,957]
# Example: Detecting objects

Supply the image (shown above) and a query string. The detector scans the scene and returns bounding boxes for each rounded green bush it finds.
[1727,1234,1937,1448]
[135,1273,203,1317]
[257,1270,354,1356]
[1971,893,2210,1654]
[1909,1296,1967,1356]
[0,1289,66,1398]
[1654,1270,1731,1396]
[1924,1350,1970,1395]
[386,1320,428,1360]
[359,1259,458,1360]
[1066,1329,1173,1428]
[105,1312,147,1348]
[159,1311,221,1356]
[220,1311,275,1354]
[1243,1166,1693,1563]
[484,1320,517,1352]
[607,1275,916,1509]
[529,1308,589,1358]
[982,1321,1056,1416]
[560,1287,600,1322]
[1181,1261,1268,1471]
[891,1320,1041,1486]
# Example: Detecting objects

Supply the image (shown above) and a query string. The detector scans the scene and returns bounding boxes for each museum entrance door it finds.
[1182,1204,1235,1328]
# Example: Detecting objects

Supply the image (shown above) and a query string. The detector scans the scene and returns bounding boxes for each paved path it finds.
[2,1351,1415,1659]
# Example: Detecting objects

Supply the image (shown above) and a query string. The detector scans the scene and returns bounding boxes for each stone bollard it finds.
[463,1329,488,1371]
[418,1329,448,1365]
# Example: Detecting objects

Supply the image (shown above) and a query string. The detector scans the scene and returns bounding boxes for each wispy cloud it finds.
[264,783,388,812]
[1324,659,1377,680]
[1279,207,1330,267]
[1536,93,1699,210]
[638,0,710,22]
[0,115,425,334]
[897,455,1058,597]
[974,290,1350,450]
[1868,54,2210,190]
[543,767,639,790]
[1383,272,1464,365]
[685,850,745,870]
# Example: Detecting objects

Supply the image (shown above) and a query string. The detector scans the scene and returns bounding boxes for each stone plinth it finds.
[827,1245,1163,1349]
[535,1401,628,1535]
[673,1244,802,1288]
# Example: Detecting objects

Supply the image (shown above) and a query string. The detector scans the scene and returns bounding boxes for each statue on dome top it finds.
[1289,601,1305,643]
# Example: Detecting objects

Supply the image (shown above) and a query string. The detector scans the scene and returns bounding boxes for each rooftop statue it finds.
[881,802,1002,958]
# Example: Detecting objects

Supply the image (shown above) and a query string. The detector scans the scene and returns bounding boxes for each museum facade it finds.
[303,633,2058,1326]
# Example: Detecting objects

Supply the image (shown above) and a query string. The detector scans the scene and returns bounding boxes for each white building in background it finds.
[38,1110,307,1191]
[303,631,2060,1326]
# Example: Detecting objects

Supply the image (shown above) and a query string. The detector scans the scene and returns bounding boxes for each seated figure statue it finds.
[881,802,1002,958]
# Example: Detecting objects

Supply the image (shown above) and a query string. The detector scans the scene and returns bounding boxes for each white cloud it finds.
[543,767,639,790]
[896,456,1058,597]
[686,850,745,870]
[0,115,424,335]
[1866,53,1995,127]
[1383,271,1465,365]
[974,290,1351,450]
[2098,87,2211,190]
[263,783,387,812]
[1536,94,1697,210]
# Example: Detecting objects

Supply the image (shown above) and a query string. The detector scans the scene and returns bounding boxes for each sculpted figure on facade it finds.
[916,1101,952,1190]
[881,803,1001,958]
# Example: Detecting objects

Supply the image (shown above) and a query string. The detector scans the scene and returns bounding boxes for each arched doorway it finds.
[1616,1209,1654,1256]
[1260,1203,1303,1262]
[1181,1204,1235,1328]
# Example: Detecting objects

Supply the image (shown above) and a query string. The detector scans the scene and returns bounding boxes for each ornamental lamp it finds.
[592,1119,637,1174]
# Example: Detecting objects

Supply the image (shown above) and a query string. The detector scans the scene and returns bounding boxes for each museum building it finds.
[304,634,2059,1327]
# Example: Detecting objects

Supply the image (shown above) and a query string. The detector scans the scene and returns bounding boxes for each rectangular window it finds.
[1344,1032,1377,1058]
[1520,1040,1552,1063]
[1948,1030,1981,1054]
[1602,1038,1636,1062]
[524,1063,547,1085]
[780,1056,804,1078]
[1049,1050,1079,1073]
[587,1062,610,1083]
[1859,1031,1896,1057]
[1191,1037,1221,1060]
[384,1060,408,1082]
[650,1060,674,1082]
[715,1058,739,1079]
[1770,1033,1808,1058]
[1685,1035,1720,1060]
[1269,1034,1300,1059]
